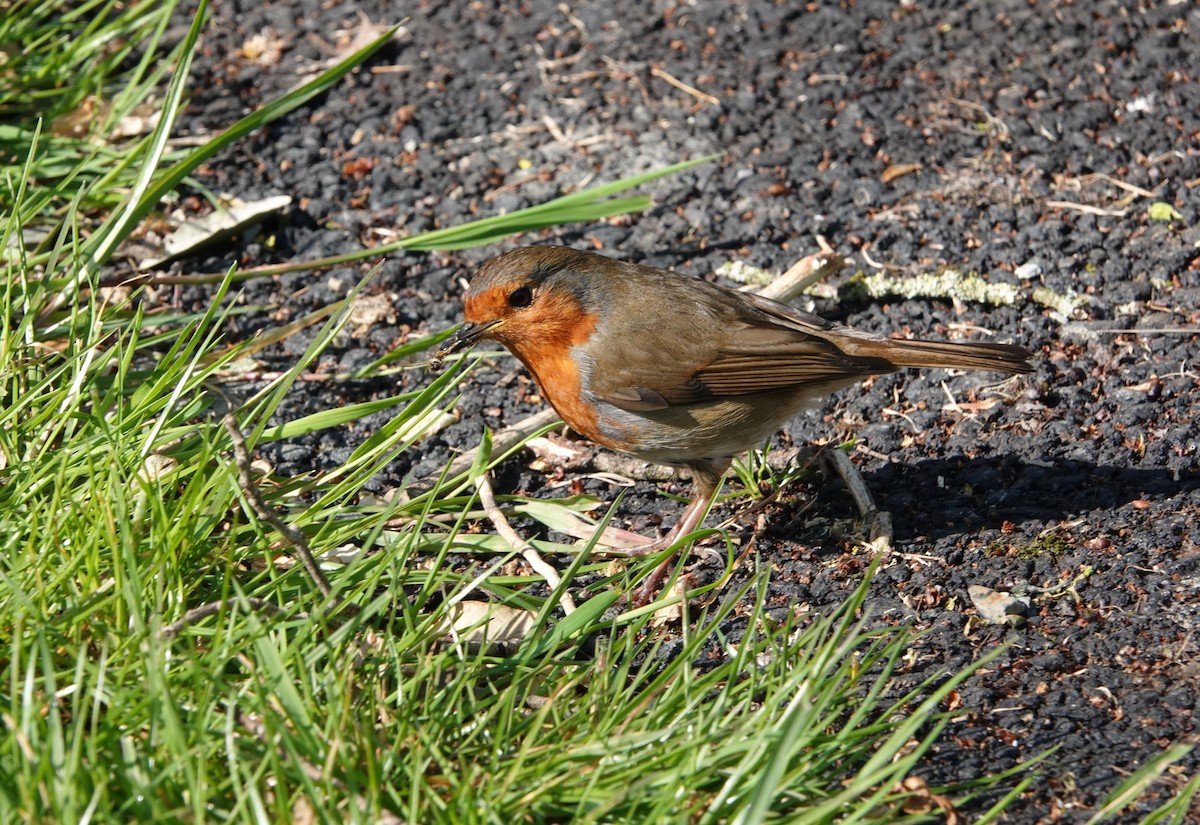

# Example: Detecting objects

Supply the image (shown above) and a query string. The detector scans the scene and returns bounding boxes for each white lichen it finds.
[848,268,1023,306]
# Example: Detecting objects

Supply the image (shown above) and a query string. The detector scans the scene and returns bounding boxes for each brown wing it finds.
[589,284,895,412]
[683,321,895,399]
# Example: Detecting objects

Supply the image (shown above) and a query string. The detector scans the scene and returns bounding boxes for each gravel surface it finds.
[174,0,1199,820]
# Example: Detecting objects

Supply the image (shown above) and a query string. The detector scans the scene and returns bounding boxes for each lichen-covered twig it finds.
[847,268,1021,307]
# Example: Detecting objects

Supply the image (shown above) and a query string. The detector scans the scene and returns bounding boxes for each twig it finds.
[162,597,296,639]
[165,406,351,640]
[590,451,676,482]
[1086,173,1159,199]
[475,473,578,615]
[860,245,888,270]
[542,113,570,143]
[650,65,720,106]
[823,448,893,545]
[407,408,562,496]
[590,445,808,484]
[948,97,1010,140]
[224,412,338,603]
[600,56,652,105]
[1044,200,1128,217]
[756,251,847,303]
[855,443,898,464]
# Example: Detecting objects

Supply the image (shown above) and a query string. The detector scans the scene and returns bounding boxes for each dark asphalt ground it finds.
[175,1,1200,820]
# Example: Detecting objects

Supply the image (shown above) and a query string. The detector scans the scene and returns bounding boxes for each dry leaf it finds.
[894,776,964,824]
[650,575,687,626]
[943,397,1002,414]
[348,293,397,336]
[443,601,538,650]
[140,194,292,269]
[881,162,923,184]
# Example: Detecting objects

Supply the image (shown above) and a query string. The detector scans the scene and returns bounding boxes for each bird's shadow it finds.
[848,456,1196,540]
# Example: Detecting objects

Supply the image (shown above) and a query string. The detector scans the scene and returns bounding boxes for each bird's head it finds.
[435,246,601,363]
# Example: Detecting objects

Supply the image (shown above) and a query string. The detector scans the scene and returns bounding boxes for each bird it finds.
[437,245,1032,598]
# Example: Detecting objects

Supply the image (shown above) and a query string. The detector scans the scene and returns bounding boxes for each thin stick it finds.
[649,65,720,106]
[824,448,894,545]
[756,251,847,303]
[1044,200,1128,217]
[162,597,296,639]
[1081,172,1159,199]
[475,473,578,615]
[224,412,337,602]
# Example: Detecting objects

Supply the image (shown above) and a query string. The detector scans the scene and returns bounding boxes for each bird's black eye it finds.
[508,286,533,308]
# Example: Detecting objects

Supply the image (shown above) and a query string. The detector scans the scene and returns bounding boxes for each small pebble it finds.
[1014,261,1043,280]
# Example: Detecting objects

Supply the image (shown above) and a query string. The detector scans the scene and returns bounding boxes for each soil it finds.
[168,0,1199,820]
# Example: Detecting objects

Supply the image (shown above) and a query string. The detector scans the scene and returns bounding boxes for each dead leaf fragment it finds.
[348,292,397,336]
[136,454,178,485]
[242,32,285,66]
[881,162,923,184]
[140,194,292,269]
[942,397,1001,414]
[650,575,688,627]
[442,601,538,651]
[894,776,964,824]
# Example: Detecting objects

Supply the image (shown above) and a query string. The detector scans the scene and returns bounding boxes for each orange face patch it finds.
[463,283,614,446]
[463,285,512,327]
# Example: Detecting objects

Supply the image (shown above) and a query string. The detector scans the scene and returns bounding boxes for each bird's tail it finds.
[877,339,1033,374]
[842,336,1034,374]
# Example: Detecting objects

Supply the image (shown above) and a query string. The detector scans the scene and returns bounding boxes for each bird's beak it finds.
[434,319,502,359]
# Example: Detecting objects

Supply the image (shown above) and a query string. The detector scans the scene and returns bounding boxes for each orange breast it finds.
[525,351,612,446]
[506,306,629,451]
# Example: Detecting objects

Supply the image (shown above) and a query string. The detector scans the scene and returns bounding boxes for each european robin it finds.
[437,246,1032,589]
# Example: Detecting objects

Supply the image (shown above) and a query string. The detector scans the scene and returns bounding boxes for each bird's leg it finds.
[630,463,726,607]
[590,476,716,553]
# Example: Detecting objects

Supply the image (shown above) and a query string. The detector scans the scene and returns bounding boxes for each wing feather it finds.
[589,270,897,411]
